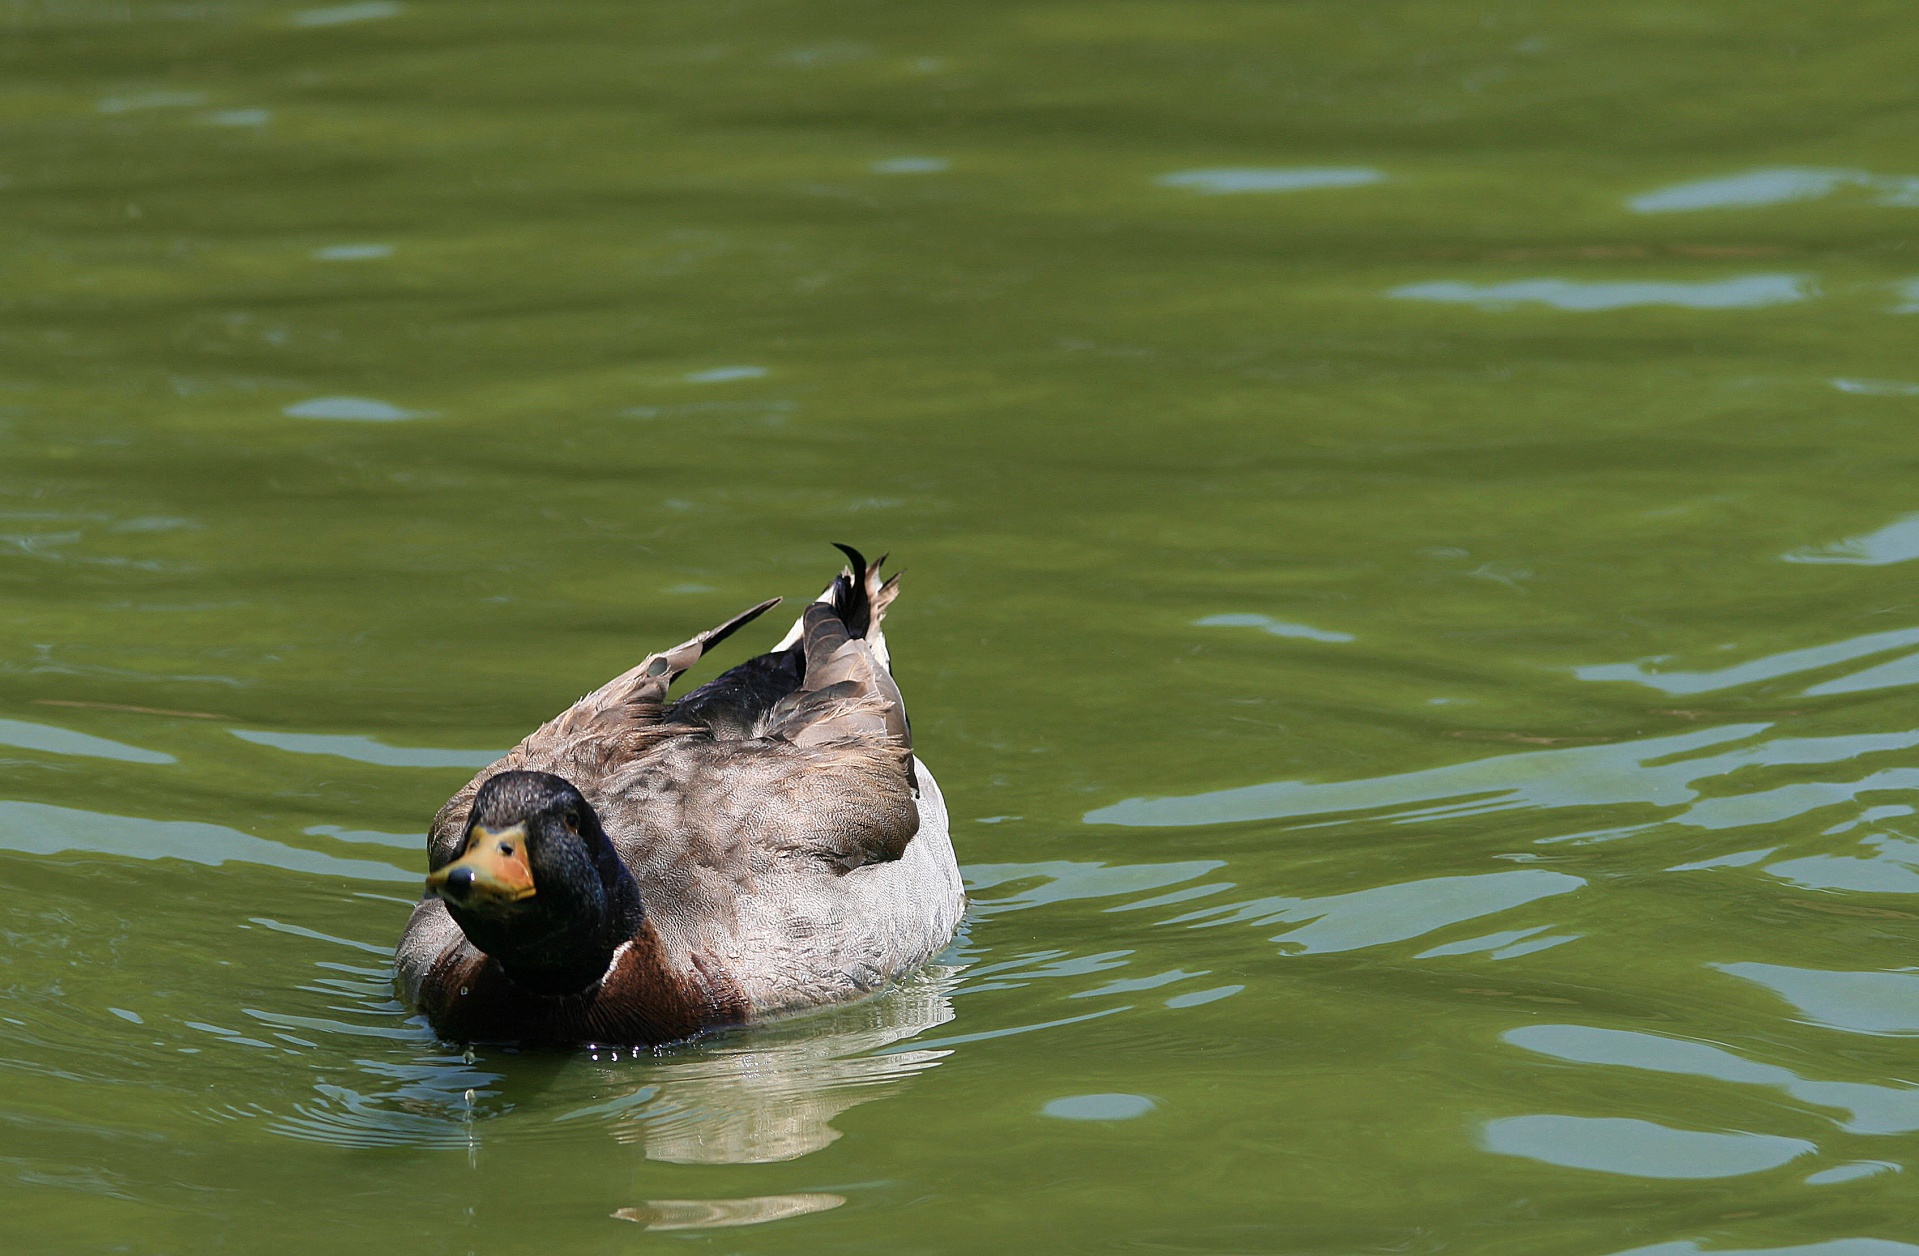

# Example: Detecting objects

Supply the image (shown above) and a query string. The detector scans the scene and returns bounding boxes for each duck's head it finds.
[426,770,642,994]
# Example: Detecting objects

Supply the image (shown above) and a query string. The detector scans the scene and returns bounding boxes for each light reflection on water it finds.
[871,157,950,175]
[1787,512,1919,565]
[1831,378,1919,399]
[1483,1114,1815,1178]
[1611,1242,1919,1256]
[0,716,173,764]
[311,243,395,262]
[1629,168,1919,213]
[1194,613,1355,644]
[0,799,412,881]
[97,90,208,114]
[1505,1023,1919,1135]
[1390,275,1810,311]
[1717,964,1919,1038]
[1086,723,1768,827]
[1575,629,1919,694]
[229,727,504,767]
[1155,167,1383,194]
[291,1,403,26]
[281,396,429,421]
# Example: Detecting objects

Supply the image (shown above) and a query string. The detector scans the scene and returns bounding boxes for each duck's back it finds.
[609,740,963,1015]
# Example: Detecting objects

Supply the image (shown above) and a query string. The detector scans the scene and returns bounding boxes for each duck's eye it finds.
[561,810,580,833]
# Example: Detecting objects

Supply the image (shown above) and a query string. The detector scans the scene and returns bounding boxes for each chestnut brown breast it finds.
[414,920,749,1047]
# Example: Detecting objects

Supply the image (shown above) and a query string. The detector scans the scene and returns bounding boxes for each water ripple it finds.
[1166,869,1582,955]
[0,799,412,881]
[1717,964,1919,1037]
[1629,168,1919,213]
[1612,1241,1919,1256]
[1505,1024,1919,1134]
[1086,724,1764,828]
[230,728,503,768]
[1482,1114,1814,1178]
[1156,167,1382,194]
[1390,275,1810,311]
[0,717,172,764]
[1577,628,1919,694]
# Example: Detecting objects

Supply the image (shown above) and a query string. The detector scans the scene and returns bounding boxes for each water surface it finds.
[7,1,1919,1252]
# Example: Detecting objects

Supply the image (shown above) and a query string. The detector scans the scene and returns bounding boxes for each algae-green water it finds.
[8,1,1919,1251]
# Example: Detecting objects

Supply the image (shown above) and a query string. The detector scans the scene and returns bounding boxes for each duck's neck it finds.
[484,870,646,997]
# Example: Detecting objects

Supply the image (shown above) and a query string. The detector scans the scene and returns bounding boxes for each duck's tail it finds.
[774,543,901,671]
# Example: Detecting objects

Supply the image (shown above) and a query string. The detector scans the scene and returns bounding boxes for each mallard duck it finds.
[394,546,965,1047]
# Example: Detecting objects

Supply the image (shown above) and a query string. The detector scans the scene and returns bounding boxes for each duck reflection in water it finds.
[614,1193,846,1230]
[604,965,957,1164]
[271,963,958,1165]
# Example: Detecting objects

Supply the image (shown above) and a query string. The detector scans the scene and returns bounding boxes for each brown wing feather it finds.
[561,597,780,733]
[426,598,779,870]
[600,735,919,901]
[427,588,918,884]
[767,601,912,751]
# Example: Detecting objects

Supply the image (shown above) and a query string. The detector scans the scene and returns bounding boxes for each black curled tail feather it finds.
[824,543,902,646]
[768,543,916,795]
[829,542,873,638]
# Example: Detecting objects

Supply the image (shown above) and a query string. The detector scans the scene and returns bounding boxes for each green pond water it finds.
[10,0,1919,1251]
